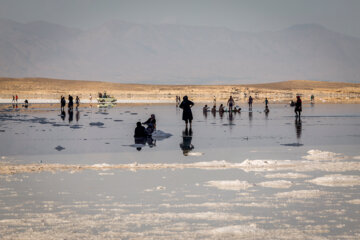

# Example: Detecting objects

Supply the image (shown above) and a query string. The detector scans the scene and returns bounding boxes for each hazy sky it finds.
[0,0,359,37]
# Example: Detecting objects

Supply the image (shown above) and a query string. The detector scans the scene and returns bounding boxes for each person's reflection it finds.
[295,119,302,139]
[180,127,194,156]
[134,137,146,151]
[61,110,66,121]
[219,110,224,119]
[68,109,73,123]
[228,112,234,128]
[76,109,80,122]
[147,136,156,148]
[203,109,208,119]
[211,107,216,118]
[249,111,253,121]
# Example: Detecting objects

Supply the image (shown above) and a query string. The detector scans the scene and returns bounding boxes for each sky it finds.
[0,0,360,38]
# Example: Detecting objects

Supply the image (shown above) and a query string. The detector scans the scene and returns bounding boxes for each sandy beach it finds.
[1,77,359,104]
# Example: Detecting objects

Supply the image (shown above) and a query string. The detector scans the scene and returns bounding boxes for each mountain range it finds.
[0,19,359,84]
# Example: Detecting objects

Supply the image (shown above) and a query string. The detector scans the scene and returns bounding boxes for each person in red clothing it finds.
[15,95,18,102]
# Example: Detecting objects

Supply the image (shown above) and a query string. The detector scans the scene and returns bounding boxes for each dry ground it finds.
[0,77,359,103]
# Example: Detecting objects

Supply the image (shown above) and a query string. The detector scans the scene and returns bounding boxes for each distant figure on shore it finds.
[143,114,156,134]
[24,99,29,108]
[203,104,209,112]
[213,96,216,107]
[89,94,92,103]
[233,106,241,113]
[227,96,235,112]
[295,96,302,119]
[211,105,216,113]
[219,104,225,113]
[68,95,74,111]
[179,96,194,129]
[15,95,18,103]
[265,98,269,107]
[248,96,253,109]
[134,122,147,138]
[290,100,295,107]
[12,96,15,103]
[75,96,80,109]
[311,94,315,103]
[61,96,66,111]
[180,127,194,156]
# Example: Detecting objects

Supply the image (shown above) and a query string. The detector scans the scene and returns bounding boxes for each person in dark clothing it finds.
[68,95,74,110]
[295,96,302,119]
[61,96,66,111]
[265,98,269,107]
[248,96,253,109]
[134,122,147,138]
[179,96,194,129]
[75,96,80,109]
[143,114,156,134]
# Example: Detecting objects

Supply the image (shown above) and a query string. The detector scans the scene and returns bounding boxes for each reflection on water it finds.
[61,110,66,121]
[76,109,80,122]
[68,109,73,123]
[180,127,194,156]
[295,119,302,139]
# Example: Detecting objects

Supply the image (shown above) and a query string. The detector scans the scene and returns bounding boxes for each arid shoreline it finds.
[1,77,360,104]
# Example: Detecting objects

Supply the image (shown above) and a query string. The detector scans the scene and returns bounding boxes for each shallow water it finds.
[1,103,360,239]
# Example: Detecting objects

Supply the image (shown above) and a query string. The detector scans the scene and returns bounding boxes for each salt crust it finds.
[347,199,360,204]
[275,190,327,199]
[205,180,254,191]
[258,180,292,189]
[265,172,310,179]
[309,174,360,187]
[2,157,360,175]
[303,150,345,161]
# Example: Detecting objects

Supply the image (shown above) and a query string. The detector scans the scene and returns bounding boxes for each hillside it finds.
[0,19,360,84]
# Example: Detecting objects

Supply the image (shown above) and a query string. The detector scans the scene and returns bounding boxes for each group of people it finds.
[61,95,80,111]
[11,95,19,103]
[203,95,271,115]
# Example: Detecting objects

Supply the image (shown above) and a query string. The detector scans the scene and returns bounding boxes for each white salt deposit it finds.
[265,173,310,179]
[186,152,204,156]
[309,174,360,187]
[303,150,345,161]
[205,180,254,191]
[347,199,360,204]
[258,180,292,189]
[275,190,327,199]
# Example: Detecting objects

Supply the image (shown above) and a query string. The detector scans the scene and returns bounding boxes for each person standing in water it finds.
[68,95,74,111]
[12,96,15,103]
[265,98,269,107]
[295,96,302,119]
[213,96,216,107]
[89,94,92,103]
[248,96,253,110]
[311,94,315,103]
[75,96,80,109]
[227,96,235,112]
[15,95,18,103]
[60,96,66,111]
[179,96,194,129]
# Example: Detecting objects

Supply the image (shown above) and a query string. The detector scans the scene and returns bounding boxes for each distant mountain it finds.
[0,19,359,84]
